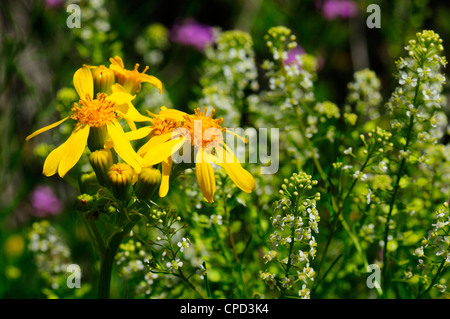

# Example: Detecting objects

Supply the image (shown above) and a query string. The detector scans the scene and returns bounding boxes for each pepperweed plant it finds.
[22,22,449,300]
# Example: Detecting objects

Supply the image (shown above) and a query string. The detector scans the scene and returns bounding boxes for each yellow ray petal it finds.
[26,116,70,141]
[42,140,68,176]
[107,91,135,105]
[107,121,143,173]
[138,132,171,156]
[142,136,184,167]
[124,126,152,141]
[73,65,93,99]
[109,56,125,69]
[195,150,215,203]
[158,106,187,122]
[159,156,173,197]
[140,74,163,94]
[215,144,256,193]
[57,125,90,177]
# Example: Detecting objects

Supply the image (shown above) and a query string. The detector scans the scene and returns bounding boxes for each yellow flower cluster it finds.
[26,57,255,203]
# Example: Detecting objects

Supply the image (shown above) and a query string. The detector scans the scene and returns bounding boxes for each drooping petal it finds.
[195,150,216,203]
[142,136,185,167]
[159,156,173,197]
[107,121,143,173]
[57,125,90,177]
[215,144,256,193]
[140,74,163,94]
[73,65,94,99]
[26,116,70,141]
[137,132,172,156]
[42,140,68,176]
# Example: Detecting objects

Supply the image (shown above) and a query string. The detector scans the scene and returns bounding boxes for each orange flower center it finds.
[150,116,181,136]
[71,93,119,128]
[182,108,225,149]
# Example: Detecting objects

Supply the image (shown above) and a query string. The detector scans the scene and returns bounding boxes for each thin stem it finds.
[98,213,139,299]
[178,268,207,299]
[280,227,296,299]
[316,155,371,280]
[382,78,420,294]
[418,259,446,299]
[224,184,240,263]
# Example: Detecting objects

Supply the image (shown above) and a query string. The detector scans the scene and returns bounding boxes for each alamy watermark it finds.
[366,264,381,289]
[66,264,81,288]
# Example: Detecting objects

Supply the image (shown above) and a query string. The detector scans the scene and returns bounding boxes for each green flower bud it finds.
[108,163,134,201]
[89,149,113,186]
[134,168,162,200]
[87,126,109,152]
[78,171,99,195]
[93,65,115,95]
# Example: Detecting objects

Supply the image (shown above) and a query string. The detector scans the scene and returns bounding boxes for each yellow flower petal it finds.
[142,136,185,167]
[124,126,152,141]
[109,56,125,69]
[158,106,187,122]
[138,132,171,156]
[73,65,93,99]
[58,125,90,177]
[26,116,70,141]
[159,156,173,197]
[140,74,163,94]
[42,141,67,176]
[215,144,256,193]
[107,121,143,173]
[195,150,215,203]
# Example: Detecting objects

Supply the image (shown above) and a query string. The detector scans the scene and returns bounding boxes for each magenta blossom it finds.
[171,19,215,51]
[319,0,358,20]
[45,0,65,8]
[284,46,306,65]
[30,186,63,218]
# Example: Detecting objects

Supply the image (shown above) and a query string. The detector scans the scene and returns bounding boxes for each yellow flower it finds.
[140,107,256,203]
[26,65,147,177]
[136,107,185,198]
[109,56,163,95]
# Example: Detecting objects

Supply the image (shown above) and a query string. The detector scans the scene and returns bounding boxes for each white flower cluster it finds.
[27,221,73,291]
[260,172,321,298]
[386,30,447,130]
[199,30,259,126]
[115,239,151,279]
[262,26,318,111]
[345,68,382,121]
[414,202,450,294]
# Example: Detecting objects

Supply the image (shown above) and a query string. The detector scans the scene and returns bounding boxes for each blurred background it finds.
[1,0,449,298]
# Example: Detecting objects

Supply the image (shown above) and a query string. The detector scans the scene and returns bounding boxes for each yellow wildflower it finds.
[26,65,146,177]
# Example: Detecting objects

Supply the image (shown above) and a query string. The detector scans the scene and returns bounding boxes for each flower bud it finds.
[78,171,99,195]
[89,149,113,186]
[134,168,162,200]
[87,126,109,152]
[108,163,133,201]
[92,65,115,95]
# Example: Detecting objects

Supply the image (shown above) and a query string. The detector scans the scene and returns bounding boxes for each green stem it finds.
[418,259,446,299]
[98,216,139,299]
[316,155,370,280]
[382,82,419,295]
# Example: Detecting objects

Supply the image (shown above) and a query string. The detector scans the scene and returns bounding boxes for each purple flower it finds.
[171,19,215,51]
[45,0,65,8]
[284,46,306,65]
[318,0,358,20]
[30,186,63,218]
